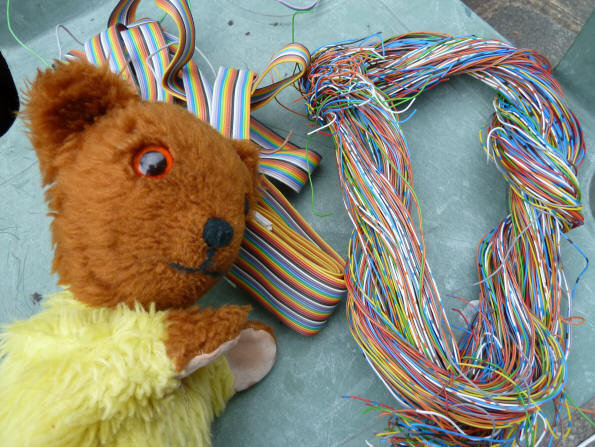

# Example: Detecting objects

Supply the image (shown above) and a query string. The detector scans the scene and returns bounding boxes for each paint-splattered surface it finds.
[463,0,595,65]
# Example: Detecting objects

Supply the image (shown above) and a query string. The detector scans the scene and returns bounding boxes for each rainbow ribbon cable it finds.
[251,117,321,193]
[302,33,587,445]
[73,0,346,335]
[229,176,345,335]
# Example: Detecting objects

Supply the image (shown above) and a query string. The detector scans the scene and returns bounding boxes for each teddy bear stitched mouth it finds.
[169,218,235,277]
[169,248,222,277]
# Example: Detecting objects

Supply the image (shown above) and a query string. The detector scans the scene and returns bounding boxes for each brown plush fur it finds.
[166,308,276,371]
[22,59,274,371]
[166,306,251,370]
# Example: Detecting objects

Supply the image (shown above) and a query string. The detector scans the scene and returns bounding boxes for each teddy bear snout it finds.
[202,218,234,248]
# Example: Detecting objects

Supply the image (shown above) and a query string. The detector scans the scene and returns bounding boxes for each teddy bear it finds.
[0,59,277,447]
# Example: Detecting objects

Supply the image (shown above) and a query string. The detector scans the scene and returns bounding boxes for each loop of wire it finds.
[302,33,586,445]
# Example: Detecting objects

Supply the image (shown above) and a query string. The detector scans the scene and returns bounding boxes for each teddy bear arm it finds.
[164,305,251,372]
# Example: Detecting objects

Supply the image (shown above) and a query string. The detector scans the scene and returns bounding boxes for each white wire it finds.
[578,433,595,447]
[395,97,416,114]
[145,43,175,83]
[307,113,336,135]
[193,45,217,78]
[55,24,84,61]
[145,40,217,88]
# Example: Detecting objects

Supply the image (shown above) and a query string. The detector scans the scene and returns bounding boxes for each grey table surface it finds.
[1,0,594,445]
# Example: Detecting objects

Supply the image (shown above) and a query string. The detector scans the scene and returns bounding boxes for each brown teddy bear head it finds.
[23,60,260,310]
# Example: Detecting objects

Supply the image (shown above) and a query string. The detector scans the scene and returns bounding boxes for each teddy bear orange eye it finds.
[133,146,173,178]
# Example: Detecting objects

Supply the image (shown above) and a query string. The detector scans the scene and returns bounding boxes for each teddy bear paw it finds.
[225,327,277,391]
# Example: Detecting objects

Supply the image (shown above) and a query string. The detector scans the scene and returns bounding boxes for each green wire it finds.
[291,10,313,43]
[305,133,333,218]
[290,6,327,218]
[6,0,52,69]
[566,394,595,428]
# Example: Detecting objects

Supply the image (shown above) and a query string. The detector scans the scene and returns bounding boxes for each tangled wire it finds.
[301,33,587,446]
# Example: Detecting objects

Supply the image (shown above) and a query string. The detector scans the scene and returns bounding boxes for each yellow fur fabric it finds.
[0,290,235,447]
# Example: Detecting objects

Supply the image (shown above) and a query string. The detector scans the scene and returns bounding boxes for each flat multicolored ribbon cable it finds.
[302,33,587,444]
[76,0,345,335]
[181,58,212,121]
[108,0,195,99]
[229,177,345,335]
[250,117,321,193]
[210,67,254,140]
[251,42,311,110]
[84,23,135,83]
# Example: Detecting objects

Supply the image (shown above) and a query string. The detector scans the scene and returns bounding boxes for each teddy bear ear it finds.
[231,139,261,194]
[22,59,139,185]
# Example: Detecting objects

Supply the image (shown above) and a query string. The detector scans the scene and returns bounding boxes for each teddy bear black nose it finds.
[202,218,234,248]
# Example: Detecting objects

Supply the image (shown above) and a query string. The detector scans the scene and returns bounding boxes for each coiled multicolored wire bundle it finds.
[302,33,587,445]
[65,0,346,335]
